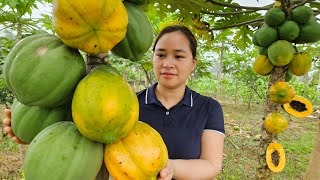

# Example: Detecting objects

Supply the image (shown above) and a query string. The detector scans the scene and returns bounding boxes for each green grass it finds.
[273,120,317,180]
[0,135,19,152]
[217,101,318,179]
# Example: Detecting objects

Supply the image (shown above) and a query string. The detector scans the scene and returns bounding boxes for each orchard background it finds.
[0,0,320,179]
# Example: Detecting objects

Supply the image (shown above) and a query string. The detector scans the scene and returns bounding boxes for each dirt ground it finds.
[0,150,23,179]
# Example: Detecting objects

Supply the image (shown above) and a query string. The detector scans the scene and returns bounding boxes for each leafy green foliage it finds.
[0,0,37,17]
[147,0,216,18]
[0,0,53,106]
[0,76,14,107]
[234,26,253,51]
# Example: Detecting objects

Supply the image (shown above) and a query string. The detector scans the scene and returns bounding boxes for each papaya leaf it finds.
[0,11,18,23]
[233,26,253,51]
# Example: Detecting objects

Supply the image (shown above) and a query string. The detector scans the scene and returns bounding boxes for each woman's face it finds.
[153,31,197,89]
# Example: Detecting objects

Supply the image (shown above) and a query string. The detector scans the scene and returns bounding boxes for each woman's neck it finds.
[155,83,186,109]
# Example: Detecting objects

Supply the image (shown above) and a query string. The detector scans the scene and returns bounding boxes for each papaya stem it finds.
[280,0,290,18]
[289,0,315,12]
[205,0,270,10]
[86,52,110,73]
[141,66,153,86]
[201,9,257,16]
[204,18,264,31]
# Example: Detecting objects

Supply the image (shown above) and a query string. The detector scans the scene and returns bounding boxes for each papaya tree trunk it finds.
[256,66,286,179]
[234,79,238,105]
[303,73,309,96]
[141,66,152,87]
[216,41,224,99]
[247,90,253,110]
[86,53,110,180]
[304,121,320,179]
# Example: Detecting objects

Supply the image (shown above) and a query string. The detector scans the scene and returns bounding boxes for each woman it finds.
[138,25,225,180]
[3,25,225,179]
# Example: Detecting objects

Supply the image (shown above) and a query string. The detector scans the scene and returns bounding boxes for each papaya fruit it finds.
[24,122,103,180]
[111,1,153,62]
[290,6,313,25]
[282,95,313,118]
[278,20,300,41]
[11,100,70,144]
[72,65,139,144]
[252,31,261,46]
[264,113,288,134]
[3,34,86,107]
[104,121,168,180]
[266,143,286,172]
[52,0,128,54]
[268,81,295,104]
[267,40,294,66]
[258,46,268,56]
[264,8,286,27]
[285,71,293,82]
[253,55,274,76]
[288,52,312,76]
[294,21,320,44]
[256,25,278,47]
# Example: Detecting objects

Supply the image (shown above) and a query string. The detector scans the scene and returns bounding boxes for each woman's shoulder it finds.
[136,89,147,96]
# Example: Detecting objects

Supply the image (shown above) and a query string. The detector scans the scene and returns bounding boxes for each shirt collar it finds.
[145,82,193,107]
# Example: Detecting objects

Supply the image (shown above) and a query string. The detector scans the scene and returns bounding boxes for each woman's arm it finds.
[158,130,224,180]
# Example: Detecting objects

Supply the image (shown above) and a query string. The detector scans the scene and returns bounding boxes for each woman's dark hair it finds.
[152,25,197,58]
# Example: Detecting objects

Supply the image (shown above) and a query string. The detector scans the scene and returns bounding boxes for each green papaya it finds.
[258,46,268,56]
[111,2,153,62]
[290,6,313,24]
[3,34,86,107]
[268,40,294,66]
[11,99,70,144]
[294,21,320,44]
[278,20,300,41]
[264,8,286,27]
[24,122,103,180]
[285,71,293,82]
[252,31,260,46]
[256,25,278,47]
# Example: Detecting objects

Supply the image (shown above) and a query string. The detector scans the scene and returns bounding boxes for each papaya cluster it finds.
[3,0,169,179]
[251,3,316,173]
[253,5,317,77]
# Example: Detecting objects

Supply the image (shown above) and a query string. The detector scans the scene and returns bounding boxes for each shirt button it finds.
[166,111,169,115]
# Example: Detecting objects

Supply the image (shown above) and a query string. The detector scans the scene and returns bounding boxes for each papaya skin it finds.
[288,53,312,76]
[268,81,295,104]
[104,121,168,180]
[52,0,128,54]
[72,65,139,144]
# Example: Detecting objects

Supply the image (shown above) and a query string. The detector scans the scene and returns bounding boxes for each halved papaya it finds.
[282,95,313,118]
[266,142,286,173]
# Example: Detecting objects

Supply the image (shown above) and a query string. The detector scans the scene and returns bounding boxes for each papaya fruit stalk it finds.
[86,53,110,180]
